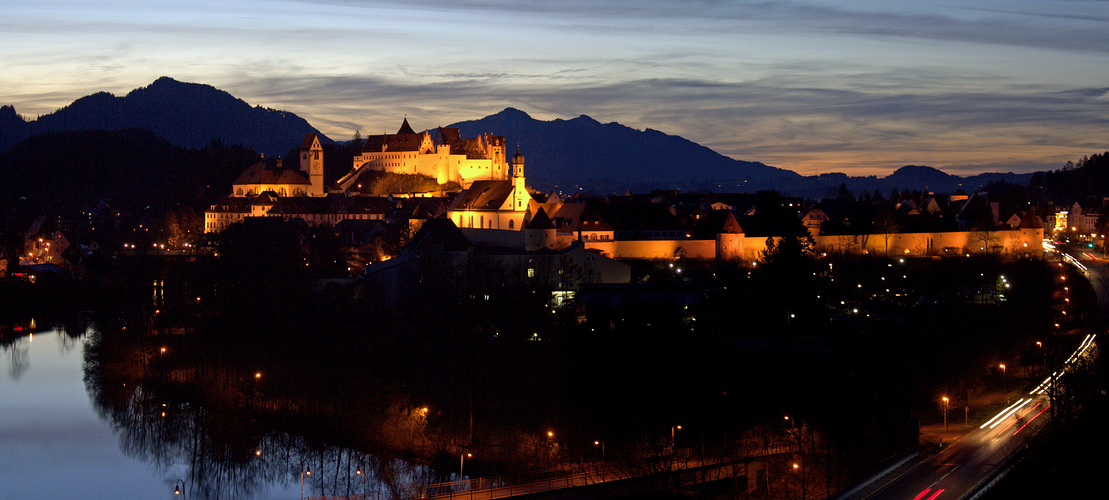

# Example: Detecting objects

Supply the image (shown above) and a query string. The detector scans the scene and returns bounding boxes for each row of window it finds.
[235,188,305,196]
[457,214,516,230]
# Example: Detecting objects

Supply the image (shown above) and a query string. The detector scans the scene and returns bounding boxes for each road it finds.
[1065,249,1109,319]
[840,249,1101,500]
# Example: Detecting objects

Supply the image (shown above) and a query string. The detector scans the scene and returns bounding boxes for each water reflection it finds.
[81,324,442,499]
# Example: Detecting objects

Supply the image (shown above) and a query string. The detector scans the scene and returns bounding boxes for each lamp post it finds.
[301,466,311,499]
[942,397,949,431]
[595,441,606,482]
[174,479,187,500]
[356,466,364,498]
[1000,364,1007,403]
[460,452,472,479]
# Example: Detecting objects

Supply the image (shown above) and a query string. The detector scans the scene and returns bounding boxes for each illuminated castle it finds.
[338,118,507,190]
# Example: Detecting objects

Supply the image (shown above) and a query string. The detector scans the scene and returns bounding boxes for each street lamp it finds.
[301,466,311,499]
[1000,364,1007,403]
[461,452,472,480]
[942,397,949,431]
[174,479,187,500]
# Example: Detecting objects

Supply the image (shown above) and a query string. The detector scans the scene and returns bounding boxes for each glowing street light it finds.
[942,396,949,431]
[174,479,187,499]
[1000,364,1007,402]
[301,466,311,499]
[460,452,472,479]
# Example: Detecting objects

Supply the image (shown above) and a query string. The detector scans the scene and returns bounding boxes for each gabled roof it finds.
[526,207,555,230]
[363,131,424,153]
[404,218,470,253]
[448,180,516,211]
[551,203,587,233]
[233,162,311,186]
[208,196,254,213]
[301,133,319,150]
[1018,210,1044,229]
[411,203,433,220]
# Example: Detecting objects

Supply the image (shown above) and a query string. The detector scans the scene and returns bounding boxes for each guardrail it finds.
[307,442,793,500]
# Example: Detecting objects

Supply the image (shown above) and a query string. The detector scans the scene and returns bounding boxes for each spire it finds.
[397,116,415,135]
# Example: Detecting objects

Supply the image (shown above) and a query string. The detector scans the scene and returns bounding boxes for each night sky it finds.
[2,0,1107,176]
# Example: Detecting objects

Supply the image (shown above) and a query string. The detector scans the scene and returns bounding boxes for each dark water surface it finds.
[0,328,326,500]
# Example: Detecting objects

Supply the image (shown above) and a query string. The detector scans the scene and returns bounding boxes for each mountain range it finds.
[448,108,1032,196]
[1,77,1034,196]
[0,77,328,157]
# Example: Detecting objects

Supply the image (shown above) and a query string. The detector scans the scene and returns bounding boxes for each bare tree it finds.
[873,209,900,256]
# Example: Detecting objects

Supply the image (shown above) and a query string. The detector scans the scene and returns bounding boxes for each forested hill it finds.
[0,128,258,213]
[0,77,329,157]
[1032,152,1109,199]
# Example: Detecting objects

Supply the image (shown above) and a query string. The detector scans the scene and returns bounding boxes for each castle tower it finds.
[301,133,325,196]
[511,150,527,212]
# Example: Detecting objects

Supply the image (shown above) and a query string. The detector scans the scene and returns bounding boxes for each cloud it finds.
[215,64,1107,176]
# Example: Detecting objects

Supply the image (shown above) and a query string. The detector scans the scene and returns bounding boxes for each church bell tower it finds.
[512,150,527,212]
[301,133,325,196]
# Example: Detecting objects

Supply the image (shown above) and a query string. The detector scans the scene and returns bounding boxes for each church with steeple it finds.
[230,133,325,197]
[447,150,532,231]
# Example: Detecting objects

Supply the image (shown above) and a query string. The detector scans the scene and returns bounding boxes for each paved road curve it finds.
[842,250,1100,500]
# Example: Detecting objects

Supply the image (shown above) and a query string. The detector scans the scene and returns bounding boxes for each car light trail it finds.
[1030,376,1053,395]
[990,399,1033,429]
[981,399,1025,429]
[996,402,1041,436]
[912,488,945,500]
[1062,253,1087,272]
[1013,405,1050,436]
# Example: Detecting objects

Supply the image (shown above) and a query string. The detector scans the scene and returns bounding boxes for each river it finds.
[1,327,303,499]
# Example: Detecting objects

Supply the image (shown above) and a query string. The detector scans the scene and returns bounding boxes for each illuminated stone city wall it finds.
[579,228,1043,261]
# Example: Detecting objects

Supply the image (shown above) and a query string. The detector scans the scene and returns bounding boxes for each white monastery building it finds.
[338,118,507,190]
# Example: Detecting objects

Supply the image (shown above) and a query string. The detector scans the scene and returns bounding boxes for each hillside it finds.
[449,108,800,188]
[0,77,329,157]
[0,128,258,212]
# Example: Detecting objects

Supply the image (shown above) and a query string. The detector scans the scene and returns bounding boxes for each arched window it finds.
[480,215,484,228]
[509,219,514,229]
[469,216,474,228]
[590,233,598,240]
[236,188,243,196]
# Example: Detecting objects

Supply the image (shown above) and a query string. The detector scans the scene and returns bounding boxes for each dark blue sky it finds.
[3,0,1107,175]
